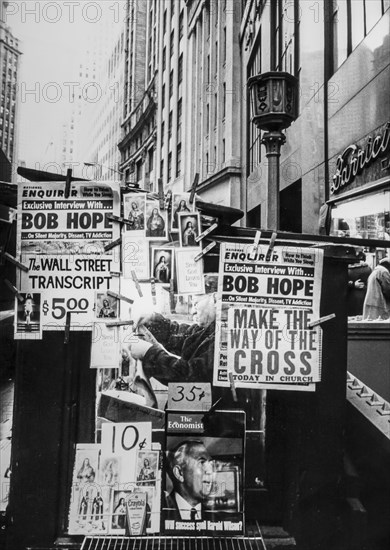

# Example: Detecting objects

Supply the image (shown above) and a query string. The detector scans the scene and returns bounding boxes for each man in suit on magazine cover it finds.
[163,440,214,521]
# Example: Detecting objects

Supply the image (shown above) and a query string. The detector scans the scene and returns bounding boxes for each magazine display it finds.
[67,424,161,536]
[162,409,245,535]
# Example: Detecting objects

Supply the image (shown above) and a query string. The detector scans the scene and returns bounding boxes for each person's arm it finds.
[142,339,213,384]
[379,269,390,299]
[142,313,190,352]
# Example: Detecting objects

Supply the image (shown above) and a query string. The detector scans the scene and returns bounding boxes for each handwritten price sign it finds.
[168,383,212,411]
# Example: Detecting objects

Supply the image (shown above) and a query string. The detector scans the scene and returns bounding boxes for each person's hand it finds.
[354,279,365,289]
[131,308,155,329]
[129,339,153,360]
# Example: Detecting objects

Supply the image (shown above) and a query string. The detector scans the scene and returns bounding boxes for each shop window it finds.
[330,189,390,241]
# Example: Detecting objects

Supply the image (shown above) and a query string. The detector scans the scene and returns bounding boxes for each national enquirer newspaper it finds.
[213,243,324,391]
[15,181,120,333]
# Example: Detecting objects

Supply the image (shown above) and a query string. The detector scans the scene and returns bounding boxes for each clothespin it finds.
[104,237,122,252]
[189,173,199,205]
[65,168,72,199]
[265,231,277,261]
[64,312,71,344]
[194,241,217,262]
[228,372,238,403]
[2,252,29,272]
[107,290,134,305]
[4,279,24,302]
[106,320,134,328]
[250,230,262,255]
[150,277,157,305]
[158,178,165,210]
[308,313,336,328]
[131,271,143,297]
[108,214,133,227]
[195,222,218,243]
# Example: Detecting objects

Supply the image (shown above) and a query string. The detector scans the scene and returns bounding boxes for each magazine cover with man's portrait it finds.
[162,409,245,535]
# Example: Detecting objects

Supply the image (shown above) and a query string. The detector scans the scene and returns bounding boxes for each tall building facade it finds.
[185,0,242,206]
[119,0,242,204]
[119,0,157,189]
[0,0,21,180]
[240,0,389,235]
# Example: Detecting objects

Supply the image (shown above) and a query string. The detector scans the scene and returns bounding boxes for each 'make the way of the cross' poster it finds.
[214,243,324,391]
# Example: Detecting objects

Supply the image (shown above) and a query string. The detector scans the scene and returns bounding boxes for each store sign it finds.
[331,121,390,195]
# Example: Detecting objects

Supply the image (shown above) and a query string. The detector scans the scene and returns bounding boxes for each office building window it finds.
[148,148,154,173]
[247,30,263,177]
[332,1,348,70]
[168,151,172,181]
[331,0,386,73]
[176,143,182,177]
[161,121,165,146]
[168,111,173,139]
[271,0,300,76]
[214,92,218,127]
[178,53,183,84]
[222,83,226,119]
[170,30,174,57]
[179,9,184,40]
[163,46,166,71]
[160,159,164,178]
[163,9,167,34]
[136,159,142,183]
[162,83,166,108]
[177,98,182,142]
[222,27,227,65]
[169,70,174,97]
[206,103,210,134]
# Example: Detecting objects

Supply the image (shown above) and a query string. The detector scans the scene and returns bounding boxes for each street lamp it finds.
[247,71,299,229]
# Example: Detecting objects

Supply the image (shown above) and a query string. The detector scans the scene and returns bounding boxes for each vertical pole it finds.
[64,168,72,199]
[261,130,286,230]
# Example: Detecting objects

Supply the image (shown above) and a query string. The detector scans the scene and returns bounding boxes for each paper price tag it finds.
[168,383,212,411]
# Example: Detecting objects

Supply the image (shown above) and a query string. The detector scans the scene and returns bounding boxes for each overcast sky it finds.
[5,1,123,170]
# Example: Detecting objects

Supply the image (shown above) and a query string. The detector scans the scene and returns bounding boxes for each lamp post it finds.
[248,71,299,230]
